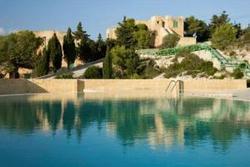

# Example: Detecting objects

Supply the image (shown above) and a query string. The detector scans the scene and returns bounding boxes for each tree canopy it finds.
[211,23,237,50]
[103,49,113,79]
[115,17,154,49]
[74,22,89,41]
[47,33,63,72]
[110,46,139,78]
[63,28,76,68]
[209,11,230,35]
[0,31,42,78]
[185,16,209,42]
[34,48,50,77]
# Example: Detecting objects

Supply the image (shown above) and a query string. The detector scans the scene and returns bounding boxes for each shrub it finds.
[137,59,161,79]
[165,53,217,78]
[231,68,244,79]
[84,66,103,79]
[55,71,73,79]
[161,34,180,48]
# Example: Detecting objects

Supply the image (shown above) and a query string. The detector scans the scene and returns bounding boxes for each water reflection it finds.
[0,94,250,151]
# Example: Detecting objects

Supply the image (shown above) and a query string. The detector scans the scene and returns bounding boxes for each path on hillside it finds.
[37,59,103,79]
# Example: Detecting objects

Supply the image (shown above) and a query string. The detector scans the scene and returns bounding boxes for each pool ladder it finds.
[165,80,184,96]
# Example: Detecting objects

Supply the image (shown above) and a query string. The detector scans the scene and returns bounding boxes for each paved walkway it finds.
[37,59,103,79]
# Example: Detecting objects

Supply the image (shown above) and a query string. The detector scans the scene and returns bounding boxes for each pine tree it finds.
[74,22,89,41]
[96,33,106,59]
[103,48,112,79]
[63,28,76,69]
[74,22,91,62]
[47,33,63,72]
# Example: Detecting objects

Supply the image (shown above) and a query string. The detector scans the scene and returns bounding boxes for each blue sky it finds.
[0,0,249,38]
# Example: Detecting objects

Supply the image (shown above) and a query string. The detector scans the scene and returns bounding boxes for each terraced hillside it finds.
[137,44,250,77]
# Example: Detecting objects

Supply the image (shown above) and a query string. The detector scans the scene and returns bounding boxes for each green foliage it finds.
[103,49,113,79]
[84,66,103,79]
[110,46,139,78]
[74,23,106,63]
[242,27,250,45]
[74,22,92,62]
[165,53,217,78]
[0,31,42,78]
[234,23,243,39]
[161,34,180,48]
[115,17,154,49]
[116,17,137,48]
[137,59,161,79]
[34,49,50,77]
[133,24,155,49]
[47,33,63,72]
[74,22,89,41]
[209,11,230,35]
[211,23,237,50]
[96,34,107,59]
[231,68,244,79]
[55,71,73,79]
[184,16,209,42]
[63,28,76,68]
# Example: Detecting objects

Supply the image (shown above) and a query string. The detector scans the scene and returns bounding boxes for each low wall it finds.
[0,79,247,95]
[184,79,247,92]
[30,79,84,93]
[0,79,84,95]
[0,79,47,95]
[178,37,196,46]
[82,79,172,93]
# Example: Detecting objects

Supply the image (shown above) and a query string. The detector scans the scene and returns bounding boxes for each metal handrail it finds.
[166,80,183,96]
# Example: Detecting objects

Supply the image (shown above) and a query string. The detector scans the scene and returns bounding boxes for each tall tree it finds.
[133,24,154,49]
[74,22,92,62]
[234,23,243,39]
[103,48,112,79]
[95,34,107,59]
[47,33,63,72]
[110,46,139,78]
[184,16,210,42]
[0,31,42,78]
[115,17,137,48]
[211,23,237,50]
[63,28,76,68]
[209,11,230,35]
[34,48,50,77]
[74,22,89,41]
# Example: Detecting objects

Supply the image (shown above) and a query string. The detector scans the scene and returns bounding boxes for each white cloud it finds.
[0,27,6,35]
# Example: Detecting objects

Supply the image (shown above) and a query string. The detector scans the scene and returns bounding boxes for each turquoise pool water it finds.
[0,94,250,167]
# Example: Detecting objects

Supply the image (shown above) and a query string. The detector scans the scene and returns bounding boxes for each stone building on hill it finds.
[106,16,196,47]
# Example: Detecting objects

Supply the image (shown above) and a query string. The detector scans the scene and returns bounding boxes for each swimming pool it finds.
[0,94,250,167]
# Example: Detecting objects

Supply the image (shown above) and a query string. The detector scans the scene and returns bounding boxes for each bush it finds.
[165,53,217,78]
[161,34,180,48]
[55,71,73,79]
[231,68,244,79]
[136,59,161,79]
[84,66,103,79]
